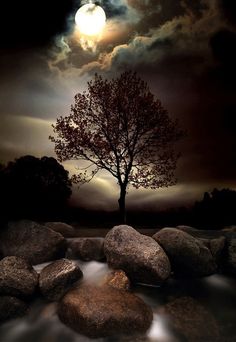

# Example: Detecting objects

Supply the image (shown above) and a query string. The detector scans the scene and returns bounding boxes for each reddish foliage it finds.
[50,71,183,216]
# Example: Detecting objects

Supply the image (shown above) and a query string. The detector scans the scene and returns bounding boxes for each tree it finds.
[194,188,236,226]
[0,155,72,220]
[50,71,183,222]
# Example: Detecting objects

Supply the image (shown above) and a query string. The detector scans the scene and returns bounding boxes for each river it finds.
[0,260,235,341]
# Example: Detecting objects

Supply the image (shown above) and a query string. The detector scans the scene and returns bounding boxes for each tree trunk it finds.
[118,185,127,224]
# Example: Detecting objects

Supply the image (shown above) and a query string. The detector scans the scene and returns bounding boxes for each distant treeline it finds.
[0,155,236,229]
[0,155,71,222]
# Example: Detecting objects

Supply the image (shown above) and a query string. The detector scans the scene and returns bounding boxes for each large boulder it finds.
[0,296,28,323]
[104,225,171,285]
[58,284,153,338]
[153,228,217,277]
[66,237,105,261]
[45,222,75,238]
[0,256,38,298]
[158,297,220,341]
[0,220,66,264]
[39,259,83,301]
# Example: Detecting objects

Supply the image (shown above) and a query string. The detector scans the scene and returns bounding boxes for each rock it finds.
[223,235,236,275]
[58,284,153,338]
[198,236,226,264]
[176,225,198,233]
[0,296,28,323]
[66,237,105,261]
[104,225,171,285]
[153,228,217,277]
[209,237,226,262]
[158,297,220,341]
[104,270,130,291]
[0,220,66,264]
[39,259,83,301]
[45,222,75,238]
[222,226,236,233]
[0,256,38,298]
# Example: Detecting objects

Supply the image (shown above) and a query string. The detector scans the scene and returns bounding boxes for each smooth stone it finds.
[0,296,28,323]
[104,225,171,285]
[45,222,75,238]
[104,270,130,291]
[176,225,198,233]
[223,235,236,275]
[0,220,66,264]
[39,259,83,301]
[0,256,38,298]
[157,296,220,341]
[58,284,153,338]
[153,227,217,277]
[66,237,105,261]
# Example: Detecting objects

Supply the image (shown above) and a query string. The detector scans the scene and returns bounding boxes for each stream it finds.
[0,260,235,341]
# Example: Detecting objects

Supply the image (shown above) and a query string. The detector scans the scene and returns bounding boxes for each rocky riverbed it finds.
[0,220,236,341]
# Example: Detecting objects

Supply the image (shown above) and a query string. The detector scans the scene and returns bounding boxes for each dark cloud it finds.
[99,0,127,18]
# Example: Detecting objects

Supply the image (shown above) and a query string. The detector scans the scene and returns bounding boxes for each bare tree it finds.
[50,71,183,222]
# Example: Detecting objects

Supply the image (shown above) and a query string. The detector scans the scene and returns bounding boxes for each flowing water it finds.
[0,261,236,342]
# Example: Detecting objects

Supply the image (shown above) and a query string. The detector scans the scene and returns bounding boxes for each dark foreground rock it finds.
[58,284,153,338]
[176,225,198,233]
[0,220,66,264]
[200,236,226,264]
[104,225,170,285]
[104,270,130,291]
[0,296,28,323]
[223,235,236,275]
[66,237,105,261]
[158,297,220,342]
[39,259,83,301]
[45,222,75,238]
[0,256,38,298]
[153,228,217,277]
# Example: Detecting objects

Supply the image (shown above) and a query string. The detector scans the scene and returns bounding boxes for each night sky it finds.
[0,0,236,211]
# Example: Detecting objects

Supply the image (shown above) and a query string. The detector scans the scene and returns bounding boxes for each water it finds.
[0,261,236,342]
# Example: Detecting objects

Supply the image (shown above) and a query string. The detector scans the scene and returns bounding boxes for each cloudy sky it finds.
[0,0,236,211]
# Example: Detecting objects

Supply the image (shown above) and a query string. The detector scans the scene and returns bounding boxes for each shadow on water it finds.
[0,261,236,342]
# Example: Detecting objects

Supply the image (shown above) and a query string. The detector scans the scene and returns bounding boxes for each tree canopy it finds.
[50,71,183,221]
[0,155,72,220]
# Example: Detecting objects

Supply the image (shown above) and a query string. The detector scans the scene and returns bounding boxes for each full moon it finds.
[75,4,106,36]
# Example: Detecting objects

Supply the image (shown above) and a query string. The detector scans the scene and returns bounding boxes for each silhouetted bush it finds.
[0,155,72,220]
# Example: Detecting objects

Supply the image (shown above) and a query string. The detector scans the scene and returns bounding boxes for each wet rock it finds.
[209,237,226,262]
[158,297,220,342]
[223,235,236,275]
[176,225,198,233]
[105,270,130,291]
[222,226,236,233]
[0,220,66,264]
[0,256,38,298]
[45,222,75,238]
[0,296,28,323]
[39,259,83,301]
[104,225,171,285]
[153,228,217,277]
[198,236,226,264]
[58,284,153,338]
[66,237,105,261]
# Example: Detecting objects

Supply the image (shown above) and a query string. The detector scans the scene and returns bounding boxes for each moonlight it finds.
[75,3,106,36]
